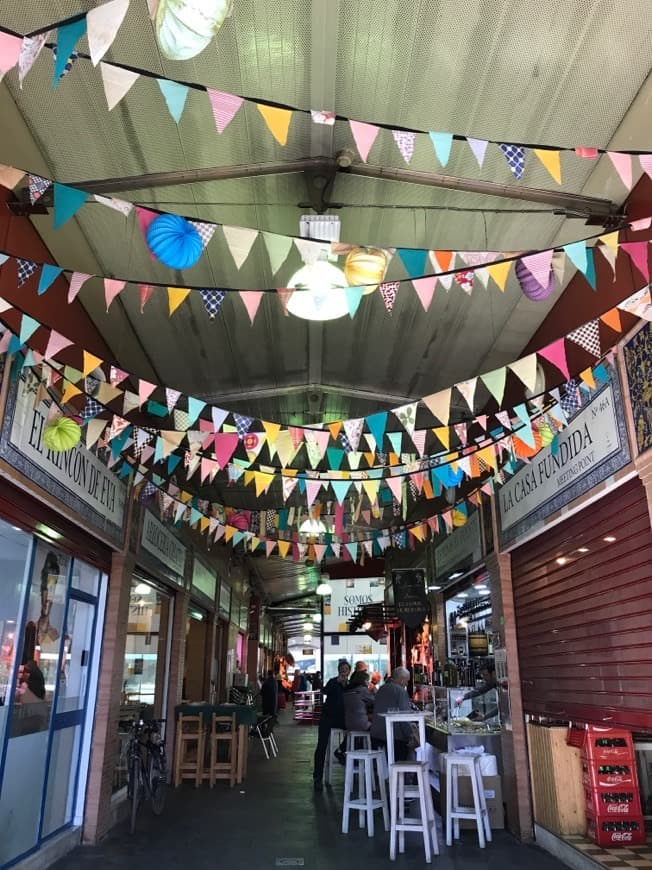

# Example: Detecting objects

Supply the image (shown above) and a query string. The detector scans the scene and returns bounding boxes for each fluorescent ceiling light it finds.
[457,592,468,598]
[556,557,568,566]
[312,613,322,623]
[577,547,590,553]
[427,585,442,591]
[304,622,313,631]
[303,634,312,642]
[316,582,332,596]
[448,571,464,580]
[603,536,616,543]
[287,261,350,321]
[134,582,152,595]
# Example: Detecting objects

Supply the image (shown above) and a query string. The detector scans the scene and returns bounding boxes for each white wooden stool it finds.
[325,727,346,785]
[346,730,372,752]
[382,711,439,863]
[443,753,492,848]
[341,749,389,838]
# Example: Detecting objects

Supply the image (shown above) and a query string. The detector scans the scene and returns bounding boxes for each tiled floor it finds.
[564,834,652,869]
[52,711,568,869]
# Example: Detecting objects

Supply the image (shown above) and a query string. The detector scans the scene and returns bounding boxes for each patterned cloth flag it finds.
[454,270,474,295]
[190,221,217,249]
[17,259,38,287]
[339,431,353,454]
[51,46,79,81]
[343,418,364,452]
[380,281,400,313]
[392,130,416,164]
[567,319,601,358]
[234,413,254,439]
[140,481,158,501]
[560,379,581,419]
[266,511,275,533]
[28,174,52,204]
[499,144,525,180]
[200,289,226,319]
[311,109,335,125]
[82,398,103,420]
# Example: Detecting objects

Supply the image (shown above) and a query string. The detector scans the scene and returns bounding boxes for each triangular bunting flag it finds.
[467,137,488,167]
[499,144,525,179]
[157,78,189,124]
[68,271,92,303]
[53,182,88,228]
[167,286,190,316]
[0,32,24,81]
[263,232,293,275]
[82,350,103,377]
[392,130,416,164]
[487,261,512,292]
[620,241,650,282]
[397,248,427,277]
[422,388,451,425]
[16,259,38,287]
[99,61,139,110]
[607,152,633,191]
[257,104,292,146]
[366,411,387,449]
[200,289,226,320]
[349,120,379,162]
[411,429,426,456]
[412,276,436,311]
[206,89,243,134]
[639,154,652,179]
[19,314,40,344]
[44,329,73,359]
[567,320,601,357]
[87,0,129,65]
[276,288,293,316]
[104,278,126,310]
[380,281,400,313]
[563,240,587,275]
[345,286,363,318]
[37,264,63,296]
[481,367,507,404]
[538,338,570,379]
[18,34,50,88]
[429,131,453,167]
[223,225,258,269]
[188,221,216,249]
[239,291,264,324]
[263,420,282,446]
[533,148,562,184]
[520,249,554,290]
[53,18,86,86]
[393,402,418,437]
[343,418,364,452]
[214,432,239,468]
[508,353,539,393]
[600,307,622,332]
[139,284,154,312]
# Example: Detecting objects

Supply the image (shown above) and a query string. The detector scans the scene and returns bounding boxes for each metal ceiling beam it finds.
[72,157,621,220]
[199,381,415,405]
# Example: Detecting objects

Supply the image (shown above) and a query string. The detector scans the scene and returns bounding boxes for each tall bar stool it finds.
[173,713,205,788]
[208,713,238,788]
[346,730,372,752]
[325,727,346,785]
[443,753,492,848]
[341,749,389,837]
[383,711,439,863]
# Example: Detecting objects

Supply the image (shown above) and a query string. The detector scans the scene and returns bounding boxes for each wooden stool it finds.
[173,713,205,788]
[342,749,389,838]
[208,713,237,788]
[383,711,439,863]
[325,727,346,785]
[443,753,492,848]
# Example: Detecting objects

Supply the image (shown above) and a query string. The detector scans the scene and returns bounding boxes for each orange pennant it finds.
[328,421,343,440]
[600,308,622,332]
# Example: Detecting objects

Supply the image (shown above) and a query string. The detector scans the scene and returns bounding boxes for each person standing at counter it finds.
[454,665,498,720]
[370,667,415,761]
[312,660,351,790]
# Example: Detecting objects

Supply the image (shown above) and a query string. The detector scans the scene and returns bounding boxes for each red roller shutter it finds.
[512,477,652,731]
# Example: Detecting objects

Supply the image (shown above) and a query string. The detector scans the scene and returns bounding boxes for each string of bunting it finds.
[0,281,647,483]
[1,4,652,189]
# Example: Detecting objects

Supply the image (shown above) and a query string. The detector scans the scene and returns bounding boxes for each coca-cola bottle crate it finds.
[584,786,642,818]
[583,727,635,764]
[582,760,636,790]
[586,815,646,847]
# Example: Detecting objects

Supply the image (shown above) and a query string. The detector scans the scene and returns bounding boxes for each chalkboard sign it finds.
[392,569,428,628]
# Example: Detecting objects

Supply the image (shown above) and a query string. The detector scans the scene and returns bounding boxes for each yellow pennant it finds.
[362,479,380,504]
[225,525,236,543]
[254,471,273,497]
[180,490,193,504]
[200,516,210,534]
[409,523,426,542]
[82,350,103,377]
[250,536,260,551]
[61,381,82,403]
[262,420,281,446]
[599,231,620,254]
[95,381,123,405]
[328,421,342,440]
[432,426,450,452]
[363,451,375,467]
[277,539,291,559]
[487,261,512,292]
[533,148,562,184]
[257,104,292,146]
[244,470,255,486]
[167,286,191,316]
[579,367,596,390]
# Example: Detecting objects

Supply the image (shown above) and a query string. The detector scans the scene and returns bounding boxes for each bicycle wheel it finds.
[129,754,142,835]
[148,749,167,816]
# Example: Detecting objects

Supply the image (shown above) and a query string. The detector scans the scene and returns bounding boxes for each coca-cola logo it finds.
[611,832,632,841]
[599,776,628,785]
[607,804,629,814]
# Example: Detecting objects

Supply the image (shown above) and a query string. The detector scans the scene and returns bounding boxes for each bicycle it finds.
[122,717,167,834]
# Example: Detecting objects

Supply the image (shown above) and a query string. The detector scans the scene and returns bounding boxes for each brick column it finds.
[634,450,652,528]
[82,549,135,844]
[486,549,534,842]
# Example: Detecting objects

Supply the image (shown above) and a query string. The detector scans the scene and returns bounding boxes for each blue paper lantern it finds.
[146,213,203,269]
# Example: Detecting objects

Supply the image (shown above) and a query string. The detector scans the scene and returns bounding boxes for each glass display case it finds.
[433,686,501,734]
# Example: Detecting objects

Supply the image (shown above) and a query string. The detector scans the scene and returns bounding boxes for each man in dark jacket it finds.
[260,670,278,717]
[312,660,351,790]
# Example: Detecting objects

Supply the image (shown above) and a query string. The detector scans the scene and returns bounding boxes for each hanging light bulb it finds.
[303,622,313,632]
[286,259,350,321]
[312,613,322,623]
[304,633,312,642]
[316,582,332,596]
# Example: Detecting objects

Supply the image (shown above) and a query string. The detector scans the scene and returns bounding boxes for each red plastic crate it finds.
[586,815,646,847]
[584,786,642,818]
[582,760,637,790]
[583,729,635,763]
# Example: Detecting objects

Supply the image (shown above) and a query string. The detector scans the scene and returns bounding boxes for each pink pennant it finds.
[411,429,426,456]
[104,278,126,310]
[239,290,264,324]
[467,137,488,167]
[0,33,22,78]
[620,241,650,282]
[412,276,436,311]
[538,337,570,379]
[138,379,156,407]
[349,120,379,162]
[206,89,244,134]
[475,414,488,431]
[607,152,632,190]
[214,432,239,468]
[110,365,128,386]
[630,216,652,231]
[68,271,92,303]
[520,249,553,290]
[139,283,154,312]
[0,331,12,354]
[44,329,73,359]
[135,206,158,259]
[392,130,416,164]
[265,540,276,557]
[575,147,598,159]
[385,476,403,503]
[276,287,293,316]
[639,154,652,179]
[305,480,322,509]
[380,281,400,313]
